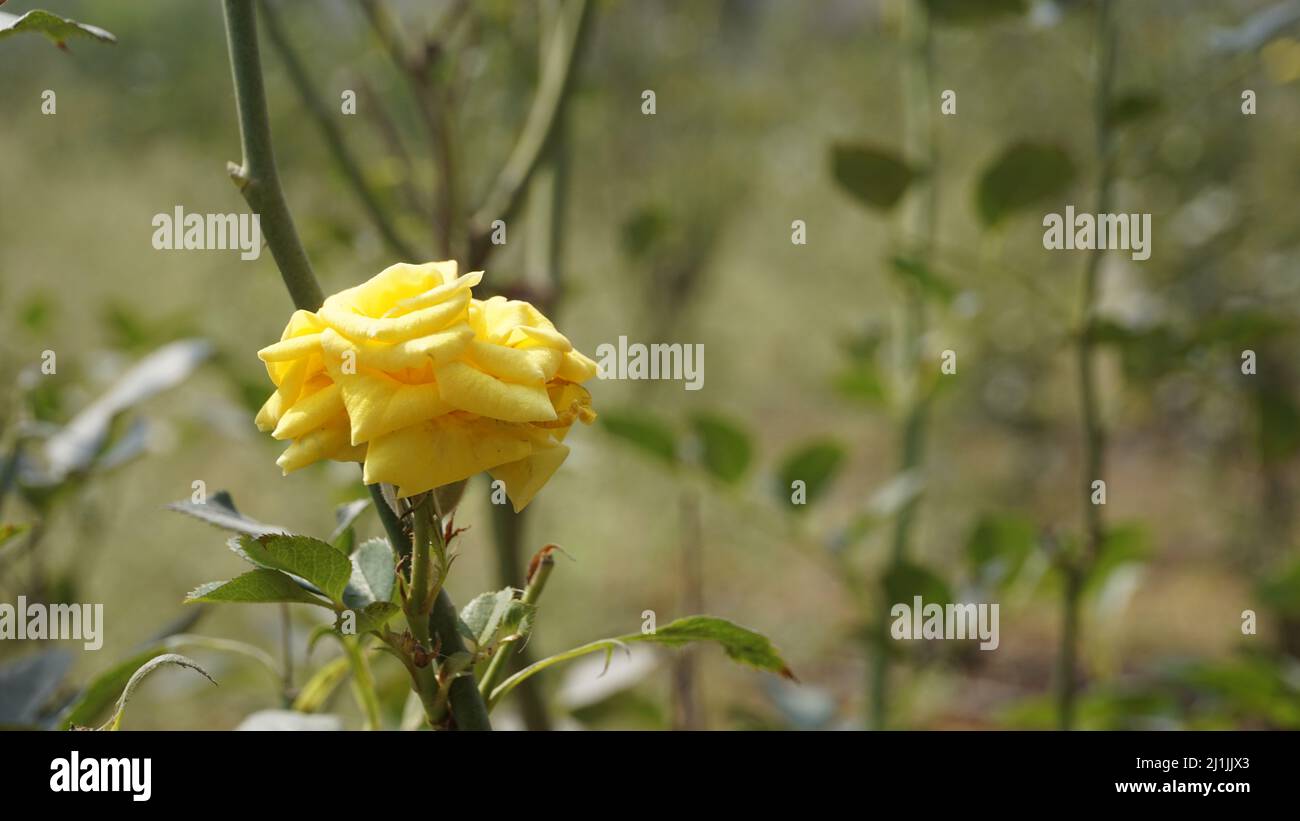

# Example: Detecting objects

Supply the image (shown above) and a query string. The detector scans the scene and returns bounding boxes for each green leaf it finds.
[459,588,534,651]
[975,142,1075,227]
[186,568,334,609]
[329,498,370,549]
[1256,385,1300,467]
[922,0,1026,25]
[342,602,400,636]
[601,409,676,464]
[967,513,1037,589]
[104,654,215,730]
[830,143,915,211]
[776,440,847,512]
[0,10,117,48]
[884,560,953,606]
[689,412,752,484]
[343,538,396,610]
[167,490,289,537]
[1258,556,1300,618]
[890,255,955,303]
[236,534,353,604]
[1106,92,1162,129]
[489,615,794,709]
[629,616,795,679]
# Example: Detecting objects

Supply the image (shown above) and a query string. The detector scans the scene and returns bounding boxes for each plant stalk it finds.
[221,0,324,312]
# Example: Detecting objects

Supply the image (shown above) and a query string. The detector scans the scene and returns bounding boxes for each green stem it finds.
[871,0,936,731]
[259,0,419,261]
[1061,0,1118,731]
[428,587,493,729]
[489,636,616,710]
[221,0,324,312]
[478,547,557,701]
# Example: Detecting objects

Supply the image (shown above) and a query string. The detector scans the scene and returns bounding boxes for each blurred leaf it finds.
[620,205,671,261]
[834,365,887,405]
[57,647,164,730]
[1091,320,1185,381]
[1084,523,1149,593]
[292,656,351,714]
[104,654,214,730]
[923,0,1027,25]
[1106,91,1162,128]
[830,143,915,211]
[601,409,676,464]
[967,513,1037,589]
[0,649,72,727]
[186,568,333,608]
[976,142,1075,227]
[890,255,956,303]
[1258,557,1300,617]
[0,522,29,550]
[167,490,289,537]
[1256,385,1300,467]
[884,560,953,606]
[689,412,752,484]
[0,9,116,48]
[29,339,211,486]
[19,293,54,332]
[776,440,846,512]
[235,534,353,604]
[343,538,396,611]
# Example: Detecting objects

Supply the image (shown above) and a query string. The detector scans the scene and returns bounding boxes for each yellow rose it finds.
[255,261,596,511]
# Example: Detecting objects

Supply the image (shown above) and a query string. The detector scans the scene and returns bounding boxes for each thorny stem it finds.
[1060,0,1118,731]
[478,547,558,701]
[221,0,324,312]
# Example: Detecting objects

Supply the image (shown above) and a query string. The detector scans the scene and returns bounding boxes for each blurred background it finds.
[2,0,1300,730]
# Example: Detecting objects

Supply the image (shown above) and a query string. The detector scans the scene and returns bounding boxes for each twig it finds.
[260,0,420,261]
[467,0,592,268]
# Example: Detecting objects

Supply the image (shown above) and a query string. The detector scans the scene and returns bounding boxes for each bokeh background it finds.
[3,0,1300,730]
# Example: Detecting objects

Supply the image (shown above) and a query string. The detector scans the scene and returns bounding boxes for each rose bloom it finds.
[254,261,596,511]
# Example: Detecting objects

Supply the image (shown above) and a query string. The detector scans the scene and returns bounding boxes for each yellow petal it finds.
[363,417,532,497]
[435,361,557,422]
[264,310,326,385]
[320,288,471,343]
[383,271,483,317]
[465,338,563,385]
[277,422,361,474]
[258,332,323,363]
[255,388,289,433]
[488,439,571,512]
[272,380,344,441]
[334,369,456,446]
[555,349,598,383]
[320,324,473,374]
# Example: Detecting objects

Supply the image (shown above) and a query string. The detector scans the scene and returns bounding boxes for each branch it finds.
[467,0,592,268]
[221,0,324,312]
[260,0,420,261]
